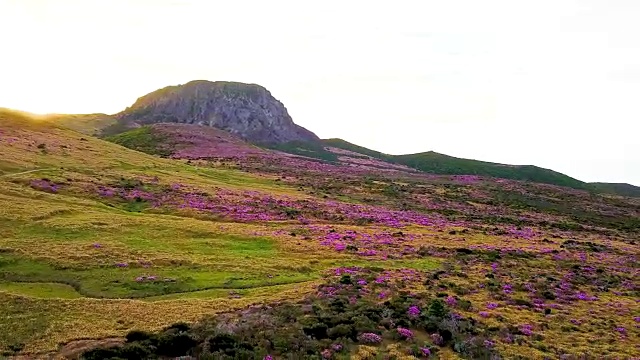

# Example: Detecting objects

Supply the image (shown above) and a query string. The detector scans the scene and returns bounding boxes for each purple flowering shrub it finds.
[29,178,59,193]
[358,332,383,344]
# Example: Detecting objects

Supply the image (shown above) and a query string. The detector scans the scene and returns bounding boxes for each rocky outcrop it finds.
[113,80,319,144]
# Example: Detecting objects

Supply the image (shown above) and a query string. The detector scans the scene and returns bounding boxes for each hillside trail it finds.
[9,338,124,360]
[0,168,57,178]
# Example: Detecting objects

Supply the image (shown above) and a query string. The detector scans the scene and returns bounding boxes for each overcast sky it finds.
[1,0,639,185]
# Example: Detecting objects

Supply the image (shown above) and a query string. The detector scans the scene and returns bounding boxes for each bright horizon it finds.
[1,0,639,186]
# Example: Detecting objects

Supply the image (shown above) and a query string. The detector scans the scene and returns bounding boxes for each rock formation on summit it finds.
[114,80,319,144]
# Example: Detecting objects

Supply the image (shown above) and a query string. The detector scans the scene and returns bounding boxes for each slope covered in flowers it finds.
[0,114,638,359]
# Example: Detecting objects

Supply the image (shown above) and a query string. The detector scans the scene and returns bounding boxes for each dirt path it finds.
[0,168,57,178]
[9,338,125,360]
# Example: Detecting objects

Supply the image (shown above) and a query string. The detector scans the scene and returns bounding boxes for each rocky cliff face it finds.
[114,80,319,144]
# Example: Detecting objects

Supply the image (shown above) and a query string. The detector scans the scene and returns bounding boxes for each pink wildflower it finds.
[445,296,457,306]
[484,340,495,348]
[397,327,413,339]
[519,324,533,336]
[358,333,382,344]
[407,305,421,318]
[430,333,444,345]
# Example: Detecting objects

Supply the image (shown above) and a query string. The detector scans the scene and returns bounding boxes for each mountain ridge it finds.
[3,78,638,194]
[321,137,640,194]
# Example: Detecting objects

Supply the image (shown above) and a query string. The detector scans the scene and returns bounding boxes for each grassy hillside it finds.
[322,138,590,190]
[0,110,402,354]
[42,113,117,135]
[589,182,640,198]
[394,151,587,189]
[324,139,640,197]
[0,108,117,136]
[106,126,174,157]
[267,140,339,162]
[1,110,638,359]
[323,138,393,160]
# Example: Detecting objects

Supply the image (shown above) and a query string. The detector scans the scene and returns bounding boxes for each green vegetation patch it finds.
[0,281,83,299]
[106,127,174,157]
[0,253,317,299]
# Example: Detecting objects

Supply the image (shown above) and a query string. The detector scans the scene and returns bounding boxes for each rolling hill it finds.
[322,138,640,196]
[392,151,587,189]
[0,108,117,136]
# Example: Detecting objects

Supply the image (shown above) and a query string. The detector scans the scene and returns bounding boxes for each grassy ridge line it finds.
[394,152,587,189]
[323,138,640,196]
[322,138,588,189]
[589,182,640,198]
[323,138,393,160]
[42,113,118,136]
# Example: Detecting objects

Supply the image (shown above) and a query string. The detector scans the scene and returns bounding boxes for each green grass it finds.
[223,236,275,256]
[0,244,317,299]
[0,217,318,299]
[0,293,58,353]
[106,126,174,157]
[0,282,83,299]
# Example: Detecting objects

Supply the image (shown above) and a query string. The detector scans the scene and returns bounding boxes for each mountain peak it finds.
[112,80,319,144]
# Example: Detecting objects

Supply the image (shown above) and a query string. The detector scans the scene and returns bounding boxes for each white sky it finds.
[1,0,639,185]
